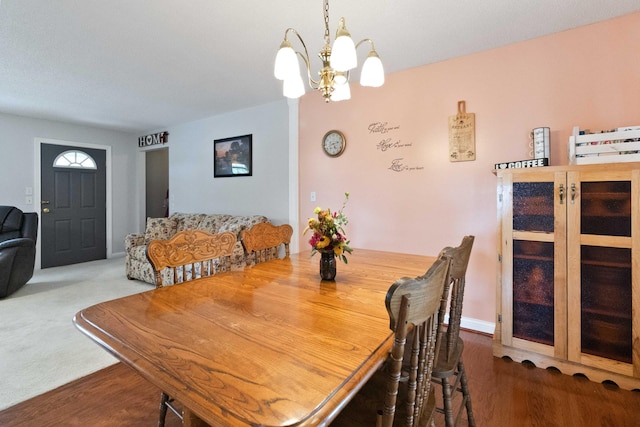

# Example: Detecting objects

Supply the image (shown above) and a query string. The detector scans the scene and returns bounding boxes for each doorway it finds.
[145,148,169,218]
[40,143,106,268]
[33,138,113,268]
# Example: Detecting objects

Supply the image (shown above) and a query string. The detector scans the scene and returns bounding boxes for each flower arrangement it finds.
[304,192,353,263]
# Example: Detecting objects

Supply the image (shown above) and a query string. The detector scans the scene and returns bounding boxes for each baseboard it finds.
[461,317,494,335]
[444,314,495,335]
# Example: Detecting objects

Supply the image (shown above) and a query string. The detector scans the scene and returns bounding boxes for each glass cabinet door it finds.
[512,181,555,346]
[580,245,632,363]
[568,172,636,371]
[502,171,566,358]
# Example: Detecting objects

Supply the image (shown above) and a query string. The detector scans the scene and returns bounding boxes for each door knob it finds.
[43,208,50,213]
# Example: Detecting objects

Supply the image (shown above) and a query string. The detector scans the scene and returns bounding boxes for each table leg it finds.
[183,408,210,427]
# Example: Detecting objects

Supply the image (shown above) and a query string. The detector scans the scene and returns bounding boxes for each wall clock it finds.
[322,130,346,157]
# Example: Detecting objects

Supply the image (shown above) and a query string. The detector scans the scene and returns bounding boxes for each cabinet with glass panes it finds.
[494,164,639,390]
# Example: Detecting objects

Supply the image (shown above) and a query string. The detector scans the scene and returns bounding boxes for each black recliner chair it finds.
[0,206,38,298]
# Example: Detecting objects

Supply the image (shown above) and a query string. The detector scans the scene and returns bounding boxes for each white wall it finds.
[0,112,137,255]
[164,100,291,226]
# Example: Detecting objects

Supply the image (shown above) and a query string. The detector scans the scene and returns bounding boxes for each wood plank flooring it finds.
[1,330,638,426]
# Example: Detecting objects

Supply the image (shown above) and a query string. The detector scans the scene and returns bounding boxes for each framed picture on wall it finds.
[213,134,252,178]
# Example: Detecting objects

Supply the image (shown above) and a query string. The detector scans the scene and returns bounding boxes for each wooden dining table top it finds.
[74,249,435,427]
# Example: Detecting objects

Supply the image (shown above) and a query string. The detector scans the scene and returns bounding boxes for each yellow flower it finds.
[313,207,322,214]
[316,236,331,249]
[334,245,344,256]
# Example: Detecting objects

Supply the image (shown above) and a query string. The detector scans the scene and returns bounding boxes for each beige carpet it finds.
[0,256,150,410]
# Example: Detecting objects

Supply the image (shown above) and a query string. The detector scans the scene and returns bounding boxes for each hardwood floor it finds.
[0,361,181,427]
[1,331,638,426]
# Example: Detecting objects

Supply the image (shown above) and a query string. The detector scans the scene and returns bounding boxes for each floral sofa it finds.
[125,213,269,286]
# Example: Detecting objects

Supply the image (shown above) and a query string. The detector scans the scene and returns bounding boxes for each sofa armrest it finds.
[0,237,35,251]
[0,238,36,296]
[20,212,39,242]
[125,233,145,252]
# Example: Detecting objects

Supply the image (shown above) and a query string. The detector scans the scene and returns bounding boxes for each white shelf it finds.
[569,126,640,165]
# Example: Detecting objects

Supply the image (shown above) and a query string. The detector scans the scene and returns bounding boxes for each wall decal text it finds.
[368,122,400,134]
[388,158,424,173]
[376,138,413,151]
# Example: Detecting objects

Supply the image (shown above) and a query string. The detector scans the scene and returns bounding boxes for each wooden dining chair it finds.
[432,235,476,427]
[146,229,237,288]
[331,255,452,427]
[240,222,293,265]
[146,229,236,427]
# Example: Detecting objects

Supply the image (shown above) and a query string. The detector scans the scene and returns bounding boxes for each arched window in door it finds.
[53,150,97,169]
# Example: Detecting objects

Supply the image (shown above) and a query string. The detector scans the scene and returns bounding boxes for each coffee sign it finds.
[494,158,549,170]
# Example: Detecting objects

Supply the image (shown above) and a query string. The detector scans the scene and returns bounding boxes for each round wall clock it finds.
[322,130,346,157]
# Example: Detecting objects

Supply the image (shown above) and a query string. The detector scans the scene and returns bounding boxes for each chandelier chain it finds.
[323,0,330,45]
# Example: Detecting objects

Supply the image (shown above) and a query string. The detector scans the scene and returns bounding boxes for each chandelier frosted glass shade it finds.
[283,73,306,99]
[329,18,357,72]
[274,40,298,81]
[334,71,348,85]
[330,81,351,101]
[360,50,384,87]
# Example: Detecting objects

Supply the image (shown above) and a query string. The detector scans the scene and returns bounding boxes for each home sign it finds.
[138,131,169,147]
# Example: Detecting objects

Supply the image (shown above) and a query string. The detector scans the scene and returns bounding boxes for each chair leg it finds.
[458,359,476,427]
[158,392,169,427]
[436,365,475,427]
[441,377,456,427]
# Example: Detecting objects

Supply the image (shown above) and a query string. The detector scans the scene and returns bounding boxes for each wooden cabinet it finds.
[494,163,640,390]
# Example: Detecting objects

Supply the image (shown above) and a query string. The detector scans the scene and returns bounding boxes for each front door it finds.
[40,144,107,268]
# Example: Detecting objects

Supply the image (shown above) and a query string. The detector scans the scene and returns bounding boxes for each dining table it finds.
[73,249,435,427]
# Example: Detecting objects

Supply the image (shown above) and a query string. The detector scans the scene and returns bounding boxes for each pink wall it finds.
[298,12,640,326]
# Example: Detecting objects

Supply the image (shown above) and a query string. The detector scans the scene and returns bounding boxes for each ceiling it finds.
[1,1,638,133]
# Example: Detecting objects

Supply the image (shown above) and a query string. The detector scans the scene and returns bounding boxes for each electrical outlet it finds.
[25,196,33,205]
[310,191,316,202]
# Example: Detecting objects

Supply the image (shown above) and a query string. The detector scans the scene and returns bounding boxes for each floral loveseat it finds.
[125,213,269,286]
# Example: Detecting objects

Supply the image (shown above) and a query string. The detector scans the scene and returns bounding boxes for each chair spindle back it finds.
[380,255,452,427]
[241,223,293,265]
[146,230,237,288]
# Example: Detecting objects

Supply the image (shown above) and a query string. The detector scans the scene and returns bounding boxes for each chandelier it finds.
[273,0,384,102]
